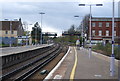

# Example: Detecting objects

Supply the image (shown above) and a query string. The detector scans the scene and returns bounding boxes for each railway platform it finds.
[45,47,119,80]
[1,44,53,56]
[1,44,54,69]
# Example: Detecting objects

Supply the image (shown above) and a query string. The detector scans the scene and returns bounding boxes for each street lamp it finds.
[9,20,12,47]
[26,24,28,46]
[39,12,45,44]
[4,19,12,47]
[110,0,115,77]
[27,24,32,45]
[7,19,22,47]
[25,23,32,46]
[74,15,84,48]
[22,22,28,46]
[35,26,37,46]
[79,3,103,58]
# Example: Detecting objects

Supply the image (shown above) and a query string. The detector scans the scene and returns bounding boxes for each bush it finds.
[114,46,119,59]
[93,43,119,60]
[2,42,5,45]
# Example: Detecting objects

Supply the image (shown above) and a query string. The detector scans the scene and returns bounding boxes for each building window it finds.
[92,23,96,27]
[92,30,95,36]
[99,22,102,27]
[114,23,117,27]
[106,30,109,36]
[5,37,8,39]
[11,31,14,34]
[11,37,14,39]
[5,31,8,34]
[106,22,109,27]
[98,30,102,36]
[114,31,116,36]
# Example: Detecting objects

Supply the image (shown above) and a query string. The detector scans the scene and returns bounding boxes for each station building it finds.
[0,18,24,45]
[88,17,120,44]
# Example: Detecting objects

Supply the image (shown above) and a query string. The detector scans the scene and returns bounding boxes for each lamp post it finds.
[9,20,12,47]
[26,24,32,46]
[26,23,28,46]
[22,22,28,46]
[7,19,21,47]
[23,23,28,46]
[110,0,115,77]
[79,3,103,58]
[35,26,37,46]
[25,23,33,46]
[4,19,12,47]
[39,12,45,44]
[74,15,84,48]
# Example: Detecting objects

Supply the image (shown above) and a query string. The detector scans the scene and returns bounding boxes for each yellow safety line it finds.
[70,47,78,81]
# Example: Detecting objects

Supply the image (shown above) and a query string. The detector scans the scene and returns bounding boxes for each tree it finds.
[31,22,41,44]
[78,14,90,34]
[59,25,82,45]
[68,25,75,34]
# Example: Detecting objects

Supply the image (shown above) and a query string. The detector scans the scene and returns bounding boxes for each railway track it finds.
[2,44,55,70]
[1,44,62,81]
[2,44,55,75]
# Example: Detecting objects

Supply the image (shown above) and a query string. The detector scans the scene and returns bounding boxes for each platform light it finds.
[39,12,45,44]
[74,15,84,48]
[79,3,103,59]
[110,0,115,77]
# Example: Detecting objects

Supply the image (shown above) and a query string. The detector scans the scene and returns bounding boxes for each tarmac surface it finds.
[45,46,119,80]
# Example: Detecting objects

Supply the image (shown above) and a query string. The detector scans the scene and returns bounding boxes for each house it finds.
[0,18,24,45]
[87,17,120,44]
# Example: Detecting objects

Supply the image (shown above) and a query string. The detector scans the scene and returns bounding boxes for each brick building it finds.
[88,17,120,44]
[0,18,24,45]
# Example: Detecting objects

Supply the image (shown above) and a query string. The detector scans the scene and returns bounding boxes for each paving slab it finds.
[46,47,119,80]
[75,48,118,79]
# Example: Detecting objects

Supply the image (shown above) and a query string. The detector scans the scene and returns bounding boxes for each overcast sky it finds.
[0,0,120,36]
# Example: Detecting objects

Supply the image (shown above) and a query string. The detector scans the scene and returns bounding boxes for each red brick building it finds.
[88,17,120,44]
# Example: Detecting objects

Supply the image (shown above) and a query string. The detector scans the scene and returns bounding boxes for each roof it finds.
[0,19,23,30]
[91,17,120,21]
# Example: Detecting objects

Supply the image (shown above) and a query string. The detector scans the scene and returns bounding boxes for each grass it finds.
[0,44,9,47]
[92,43,120,60]
[0,44,21,47]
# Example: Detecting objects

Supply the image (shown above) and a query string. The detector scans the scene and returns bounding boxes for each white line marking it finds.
[94,75,102,77]
[43,47,71,81]
[53,75,62,79]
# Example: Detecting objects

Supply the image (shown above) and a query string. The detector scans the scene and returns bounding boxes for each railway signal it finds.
[43,32,57,36]
[62,33,81,36]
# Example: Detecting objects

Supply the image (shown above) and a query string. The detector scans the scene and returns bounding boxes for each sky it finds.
[0,0,120,36]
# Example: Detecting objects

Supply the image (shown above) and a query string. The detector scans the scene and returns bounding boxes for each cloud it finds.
[42,24,59,33]
[1,0,120,2]
[1,1,119,36]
